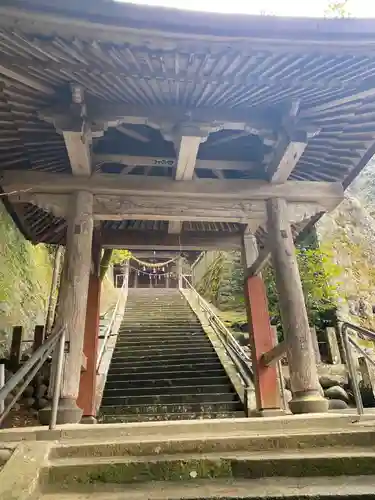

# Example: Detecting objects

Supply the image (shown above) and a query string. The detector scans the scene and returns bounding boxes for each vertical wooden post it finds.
[310,327,321,364]
[326,327,342,364]
[10,326,23,369]
[78,232,101,422]
[358,356,375,400]
[243,232,281,414]
[41,191,94,425]
[266,198,328,414]
[33,325,45,352]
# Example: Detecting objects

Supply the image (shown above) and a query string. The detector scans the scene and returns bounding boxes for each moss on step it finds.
[44,453,375,488]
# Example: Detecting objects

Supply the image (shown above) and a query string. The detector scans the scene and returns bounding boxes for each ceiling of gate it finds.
[2,0,375,244]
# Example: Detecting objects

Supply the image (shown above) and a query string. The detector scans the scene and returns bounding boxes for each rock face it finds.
[317,192,375,331]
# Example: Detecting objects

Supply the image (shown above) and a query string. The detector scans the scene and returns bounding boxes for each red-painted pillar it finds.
[244,275,281,413]
[77,235,101,421]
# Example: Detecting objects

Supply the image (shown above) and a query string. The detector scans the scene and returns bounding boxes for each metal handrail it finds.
[341,321,375,415]
[96,264,129,372]
[181,275,254,388]
[0,326,65,430]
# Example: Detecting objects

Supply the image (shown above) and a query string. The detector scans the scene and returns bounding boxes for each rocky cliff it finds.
[0,201,53,356]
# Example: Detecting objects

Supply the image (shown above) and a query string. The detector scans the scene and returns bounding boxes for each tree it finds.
[325,1,350,18]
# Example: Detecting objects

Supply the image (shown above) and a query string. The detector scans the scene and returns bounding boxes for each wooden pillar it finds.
[134,270,138,289]
[9,326,23,370]
[77,232,101,422]
[41,191,94,424]
[266,198,328,414]
[243,233,281,414]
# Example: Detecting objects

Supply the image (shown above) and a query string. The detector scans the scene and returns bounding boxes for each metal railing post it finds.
[341,324,364,415]
[49,328,66,430]
[0,364,5,415]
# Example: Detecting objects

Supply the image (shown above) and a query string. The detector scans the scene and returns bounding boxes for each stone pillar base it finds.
[38,397,83,426]
[80,416,98,424]
[289,392,329,414]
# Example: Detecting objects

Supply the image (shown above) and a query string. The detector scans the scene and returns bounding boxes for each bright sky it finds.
[117,0,375,18]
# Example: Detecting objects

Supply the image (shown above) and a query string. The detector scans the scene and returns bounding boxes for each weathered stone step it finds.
[109,352,217,365]
[99,411,244,423]
[50,429,375,460]
[114,337,210,348]
[101,391,238,407]
[118,329,203,336]
[103,384,233,397]
[104,375,230,390]
[37,476,375,500]
[105,368,226,380]
[112,345,215,357]
[119,324,201,330]
[107,359,222,371]
[42,449,375,487]
[100,400,241,415]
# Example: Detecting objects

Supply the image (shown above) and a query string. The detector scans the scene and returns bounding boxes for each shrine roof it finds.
[1,0,375,246]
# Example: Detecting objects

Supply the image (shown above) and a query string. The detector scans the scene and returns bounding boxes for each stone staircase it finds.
[99,289,244,422]
[2,415,375,499]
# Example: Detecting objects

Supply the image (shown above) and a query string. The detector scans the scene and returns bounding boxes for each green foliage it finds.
[0,202,53,355]
[325,1,350,17]
[110,249,132,265]
[263,245,341,332]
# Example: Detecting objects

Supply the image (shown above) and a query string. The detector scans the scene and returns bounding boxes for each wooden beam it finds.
[94,154,259,172]
[101,229,242,250]
[169,126,207,234]
[2,171,344,208]
[261,340,287,367]
[41,98,277,134]
[12,192,266,223]
[116,126,150,143]
[63,131,91,176]
[301,87,375,117]
[267,130,308,183]
[175,133,204,181]
[0,64,54,94]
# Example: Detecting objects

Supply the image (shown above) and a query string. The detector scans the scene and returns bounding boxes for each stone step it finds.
[114,337,210,347]
[119,323,203,336]
[99,411,244,423]
[103,383,233,396]
[99,400,241,415]
[107,359,222,371]
[101,391,238,407]
[104,375,231,390]
[105,368,226,380]
[110,351,218,363]
[112,345,215,357]
[49,429,375,460]
[119,323,201,330]
[37,476,375,500]
[42,449,375,488]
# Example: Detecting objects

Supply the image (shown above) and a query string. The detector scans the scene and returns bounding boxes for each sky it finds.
[116,0,375,18]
